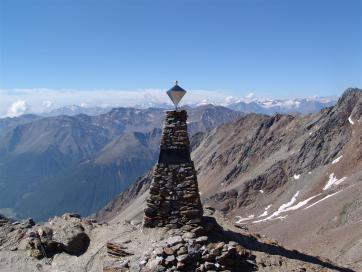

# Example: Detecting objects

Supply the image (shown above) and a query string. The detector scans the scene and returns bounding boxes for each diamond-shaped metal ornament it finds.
[167,81,186,109]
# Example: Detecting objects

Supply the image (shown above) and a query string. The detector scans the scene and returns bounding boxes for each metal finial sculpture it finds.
[166,81,186,110]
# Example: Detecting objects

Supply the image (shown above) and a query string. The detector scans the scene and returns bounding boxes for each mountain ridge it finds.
[0,105,243,221]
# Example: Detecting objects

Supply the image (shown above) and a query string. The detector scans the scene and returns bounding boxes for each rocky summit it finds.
[0,208,355,271]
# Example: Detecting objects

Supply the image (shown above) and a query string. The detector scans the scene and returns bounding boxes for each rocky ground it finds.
[0,208,356,271]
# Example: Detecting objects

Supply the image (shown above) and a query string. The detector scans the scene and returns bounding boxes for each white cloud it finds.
[42,100,53,108]
[244,92,258,103]
[0,88,337,117]
[197,99,210,106]
[6,100,30,117]
[0,88,233,116]
[223,96,242,105]
[246,93,255,99]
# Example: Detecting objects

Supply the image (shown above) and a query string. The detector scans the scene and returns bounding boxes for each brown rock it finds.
[30,249,43,259]
[163,247,174,255]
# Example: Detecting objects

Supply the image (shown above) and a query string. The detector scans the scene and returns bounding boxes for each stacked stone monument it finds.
[143,109,203,228]
[140,90,257,270]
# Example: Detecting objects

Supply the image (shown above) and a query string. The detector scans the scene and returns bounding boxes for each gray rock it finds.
[176,254,189,262]
[154,247,164,256]
[166,235,183,246]
[38,226,53,242]
[177,246,187,255]
[182,232,196,239]
[195,236,208,244]
[52,223,90,256]
[164,255,176,264]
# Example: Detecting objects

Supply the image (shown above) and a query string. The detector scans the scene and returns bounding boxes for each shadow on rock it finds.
[27,214,91,259]
[203,216,355,272]
[63,232,90,256]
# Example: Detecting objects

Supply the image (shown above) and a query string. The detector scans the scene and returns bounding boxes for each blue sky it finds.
[0,0,361,104]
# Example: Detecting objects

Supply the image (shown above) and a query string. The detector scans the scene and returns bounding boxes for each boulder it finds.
[52,222,90,256]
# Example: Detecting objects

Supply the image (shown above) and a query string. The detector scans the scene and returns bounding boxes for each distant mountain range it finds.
[0,105,242,221]
[226,97,336,115]
[42,105,113,117]
[0,96,337,119]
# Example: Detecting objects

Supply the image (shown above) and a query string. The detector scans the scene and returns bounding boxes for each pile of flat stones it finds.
[140,228,256,272]
[144,110,203,228]
[144,163,203,228]
[160,110,190,150]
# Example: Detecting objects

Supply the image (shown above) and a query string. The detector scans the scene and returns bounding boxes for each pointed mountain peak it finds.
[335,88,362,115]
[338,88,362,104]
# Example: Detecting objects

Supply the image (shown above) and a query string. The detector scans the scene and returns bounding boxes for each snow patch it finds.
[258,204,272,217]
[268,191,300,216]
[293,174,300,180]
[332,155,343,164]
[293,174,301,180]
[252,193,322,224]
[304,191,341,210]
[348,116,354,125]
[253,192,300,223]
[281,194,321,212]
[235,214,255,224]
[323,173,347,190]
[258,211,268,217]
[259,190,264,194]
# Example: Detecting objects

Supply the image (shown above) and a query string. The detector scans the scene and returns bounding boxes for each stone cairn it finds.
[136,110,257,271]
[144,110,203,228]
